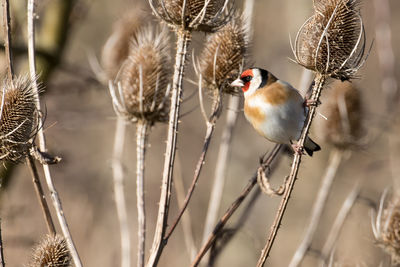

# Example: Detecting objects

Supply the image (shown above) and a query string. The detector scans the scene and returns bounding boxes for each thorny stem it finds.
[2,0,13,81]
[26,154,57,236]
[165,97,221,240]
[191,144,282,267]
[27,1,83,266]
[136,121,149,267]
[256,74,326,267]
[111,117,131,267]
[146,31,190,267]
[289,149,343,267]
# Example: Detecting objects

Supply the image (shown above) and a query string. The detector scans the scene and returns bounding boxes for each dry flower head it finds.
[101,9,145,80]
[372,191,400,264]
[109,26,171,123]
[316,80,362,149]
[199,16,248,95]
[0,76,39,162]
[29,234,71,267]
[293,0,367,80]
[149,0,234,32]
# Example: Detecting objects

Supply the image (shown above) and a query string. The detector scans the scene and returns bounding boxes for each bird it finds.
[230,67,321,156]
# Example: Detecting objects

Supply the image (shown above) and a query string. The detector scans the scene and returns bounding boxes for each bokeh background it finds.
[1,0,400,266]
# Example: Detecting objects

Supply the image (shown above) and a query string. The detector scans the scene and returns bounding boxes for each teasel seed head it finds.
[0,76,39,163]
[372,192,400,264]
[199,15,249,96]
[109,26,171,124]
[101,9,144,80]
[293,0,367,80]
[29,234,71,267]
[148,0,234,32]
[316,80,363,149]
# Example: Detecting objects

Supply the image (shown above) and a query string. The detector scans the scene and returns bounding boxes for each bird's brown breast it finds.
[259,82,290,106]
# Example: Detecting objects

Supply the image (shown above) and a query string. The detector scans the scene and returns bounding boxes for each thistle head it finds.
[101,9,144,80]
[0,76,39,163]
[199,15,249,96]
[148,0,234,32]
[316,80,363,149]
[109,26,171,124]
[293,0,367,80]
[29,234,71,267]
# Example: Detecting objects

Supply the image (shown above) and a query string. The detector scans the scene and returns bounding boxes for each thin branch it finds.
[27,1,82,266]
[289,149,343,267]
[0,220,5,267]
[26,154,56,236]
[111,117,131,267]
[191,144,282,267]
[2,0,13,81]
[256,74,326,267]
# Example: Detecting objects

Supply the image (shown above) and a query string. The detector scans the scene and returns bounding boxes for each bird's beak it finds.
[230,78,244,87]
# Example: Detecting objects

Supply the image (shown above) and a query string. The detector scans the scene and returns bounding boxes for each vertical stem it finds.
[136,121,148,267]
[2,0,13,81]
[0,220,5,267]
[27,1,82,266]
[111,117,131,267]
[146,31,190,267]
[26,154,56,236]
[256,74,326,267]
[289,149,343,267]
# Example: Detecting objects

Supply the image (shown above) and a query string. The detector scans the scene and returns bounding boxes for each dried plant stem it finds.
[256,74,326,267]
[202,95,239,244]
[26,154,57,235]
[136,121,149,267]
[191,144,282,267]
[320,182,360,263]
[289,149,343,267]
[2,0,13,81]
[111,117,131,267]
[27,1,82,266]
[0,220,4,267]
[146,31,190,267]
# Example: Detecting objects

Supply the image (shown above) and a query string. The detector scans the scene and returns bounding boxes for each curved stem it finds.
[256,74,326,267]
[146,31,190,267]
[136,121,148,267]
[289,149,343,267]
[27,1,82,266]
[112,117,131,267]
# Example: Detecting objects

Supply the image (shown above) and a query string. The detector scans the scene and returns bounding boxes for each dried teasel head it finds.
[148,0,234,32]
[109,26,171,124]
[29,234,71,267]
[316,80,363,149]
[293,0,367,80]
[101,9,144,80]
[0,76,39,163]
[199,16,249,95]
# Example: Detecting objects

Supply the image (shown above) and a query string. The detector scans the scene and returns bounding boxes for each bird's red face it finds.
[230,69,254,92]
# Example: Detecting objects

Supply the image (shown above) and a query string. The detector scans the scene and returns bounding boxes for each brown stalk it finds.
[191,144,282,267]
[2,0,13,81]
[0,221,3,267]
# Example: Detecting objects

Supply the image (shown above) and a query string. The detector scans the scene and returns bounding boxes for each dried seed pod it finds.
[0,76,39,162]
[373,193,400,264]
[101,9,144,80]
[116,26,171,123]
[294,0,366,80]
[316,80,362,149]
[149,0,233,32]
[199,16,249,95]
[29,234,71,267]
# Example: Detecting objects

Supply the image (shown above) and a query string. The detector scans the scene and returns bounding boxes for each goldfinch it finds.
[230,68,321,156]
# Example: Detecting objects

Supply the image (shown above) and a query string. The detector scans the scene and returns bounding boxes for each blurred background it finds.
[1,0,400,266]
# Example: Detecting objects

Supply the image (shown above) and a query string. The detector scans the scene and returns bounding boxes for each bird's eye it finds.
[242,76,252,83]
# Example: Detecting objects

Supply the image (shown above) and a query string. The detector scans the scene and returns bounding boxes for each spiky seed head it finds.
[152,0,233,32]
[316,81,362,149]
[375,196,400,264]
[118,26,171,123]
[199,16,248,95]
[294,0,366,80]
[29,234,71,267]
[0,76,39,163]
[101,9,144,80]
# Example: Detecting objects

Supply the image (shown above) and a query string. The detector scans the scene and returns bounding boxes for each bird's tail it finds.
[304,137,321,156]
